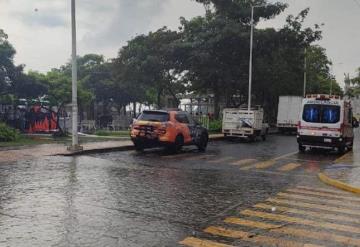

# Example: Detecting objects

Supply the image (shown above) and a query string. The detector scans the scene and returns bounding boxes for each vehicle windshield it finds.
[303,104,340,124]
[137,111,169,122]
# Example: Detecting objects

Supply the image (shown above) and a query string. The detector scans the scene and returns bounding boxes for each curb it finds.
[62,145,135,157]
[318,172,360,195]
[63,135,226,156]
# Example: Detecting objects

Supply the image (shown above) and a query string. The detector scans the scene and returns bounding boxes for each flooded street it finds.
[0,135,355,246]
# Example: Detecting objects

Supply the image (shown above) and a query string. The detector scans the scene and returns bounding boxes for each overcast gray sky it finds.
[0,0,359,86]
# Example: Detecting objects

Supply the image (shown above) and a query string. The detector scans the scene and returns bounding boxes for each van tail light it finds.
[339,123,345,133]
[297,121,301,129]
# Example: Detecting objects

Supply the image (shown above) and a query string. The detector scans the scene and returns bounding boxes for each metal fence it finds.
[194,115,210,129]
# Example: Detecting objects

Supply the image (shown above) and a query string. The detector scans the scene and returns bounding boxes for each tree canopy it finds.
[0,0,346,123]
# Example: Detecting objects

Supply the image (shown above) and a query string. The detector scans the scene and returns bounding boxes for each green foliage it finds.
[113,27,184,108]
[0,122,19,142]
[195,0,288,24]
[305,46,342,96]
[208,119,222,133]
[1,1,342,124]
[95,130,130,137]
[347,68,360,97]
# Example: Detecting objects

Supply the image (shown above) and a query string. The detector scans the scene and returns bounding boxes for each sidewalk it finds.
[319,136,360,194]
[0,134,225,163]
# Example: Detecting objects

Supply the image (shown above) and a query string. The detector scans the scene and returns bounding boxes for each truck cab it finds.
[297,94,357,153]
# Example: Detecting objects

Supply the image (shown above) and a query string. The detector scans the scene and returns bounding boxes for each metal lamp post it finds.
[68,0,82,151]
[248,5,263,112]
[303,48,307,97]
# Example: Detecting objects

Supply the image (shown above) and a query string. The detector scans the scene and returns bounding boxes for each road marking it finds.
[225,216,360,246]
[280,157,319,163]
[241,209,360,234]
[278,163,301,172]
[230,158,257,166]
[296,185,348,195]
[335,152,353,163]
[267,197,360,217]
[240,151,299,171]
[185,154,217,161]
[224,217,277,229]
[274,151,299,160]
[287,188,360,202]
[255,160,277,169]
[255,203,360,224]
[180,237,232,247]
[204,226,321,247]
[277,192,360,209]
[240,160,277,170]
[207,157,234,164]
[161,153,192,159]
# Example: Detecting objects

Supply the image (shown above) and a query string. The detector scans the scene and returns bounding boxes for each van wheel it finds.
[338,146,346,154]
[298,144,305,153]
[261,134,266,141]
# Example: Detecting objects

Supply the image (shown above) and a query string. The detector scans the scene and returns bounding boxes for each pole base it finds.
[67,144,84,152]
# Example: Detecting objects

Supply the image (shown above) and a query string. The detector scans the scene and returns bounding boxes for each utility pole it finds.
[303,48,307,97]
[248,6,255,112]
[68,0,82,151]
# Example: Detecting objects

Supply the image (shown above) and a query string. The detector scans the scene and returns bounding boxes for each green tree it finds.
[305,46,342,96]
[0,29,19,96]
[347,68,360,97]
[114,27,184,109]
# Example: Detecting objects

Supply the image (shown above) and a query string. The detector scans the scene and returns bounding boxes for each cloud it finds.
[80,0,169,50]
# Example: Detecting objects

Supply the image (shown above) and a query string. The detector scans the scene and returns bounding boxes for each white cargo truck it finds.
[222,106,268,141]
[277,96,303,133]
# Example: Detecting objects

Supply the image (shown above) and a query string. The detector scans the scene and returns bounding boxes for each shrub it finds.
[209,119,222,133]
[0,123,19,142]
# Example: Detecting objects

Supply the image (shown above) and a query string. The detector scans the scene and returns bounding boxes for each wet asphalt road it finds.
[0,135,351,246]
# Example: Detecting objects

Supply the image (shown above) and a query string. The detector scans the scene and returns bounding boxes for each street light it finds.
[303,48,307,97]
[248,5,264,112]
[68,0,82,151]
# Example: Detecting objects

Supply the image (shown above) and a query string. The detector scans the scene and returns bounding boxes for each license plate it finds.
[324,138,332,143]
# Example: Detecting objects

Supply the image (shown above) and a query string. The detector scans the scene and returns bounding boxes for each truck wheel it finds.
[249,135,256,142]
[298,144,305,153]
